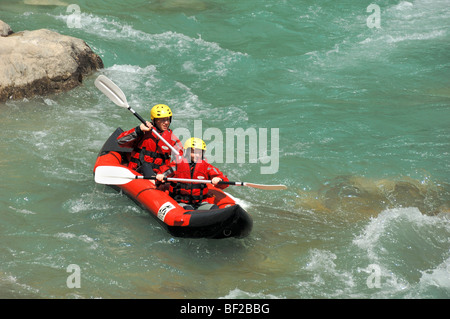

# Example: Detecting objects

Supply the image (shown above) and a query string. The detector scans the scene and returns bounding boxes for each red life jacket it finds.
[117,127,181,172]
[168,158,211,205]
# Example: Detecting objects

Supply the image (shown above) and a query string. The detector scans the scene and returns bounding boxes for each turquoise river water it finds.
[0,0,449,299]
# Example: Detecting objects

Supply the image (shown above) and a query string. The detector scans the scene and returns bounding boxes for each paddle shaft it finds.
[135,175,285,189]
[137,175,241,185]
[135,175,225,184]
[94,166,287,190]
[127,105,147,126]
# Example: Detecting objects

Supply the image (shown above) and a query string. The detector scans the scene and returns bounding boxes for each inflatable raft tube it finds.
[93,128,253,239]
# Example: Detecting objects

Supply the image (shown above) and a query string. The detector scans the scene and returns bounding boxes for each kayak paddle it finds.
[95,166,287,190]
[94,74,181,156]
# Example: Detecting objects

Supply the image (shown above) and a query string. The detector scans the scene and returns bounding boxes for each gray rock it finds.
[0,25,103,102]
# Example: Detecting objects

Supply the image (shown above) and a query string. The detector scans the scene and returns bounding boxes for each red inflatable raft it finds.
[93,128,253,239]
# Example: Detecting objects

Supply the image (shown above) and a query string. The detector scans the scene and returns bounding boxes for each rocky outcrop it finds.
[296,175,450,217]
[0,21,103,103]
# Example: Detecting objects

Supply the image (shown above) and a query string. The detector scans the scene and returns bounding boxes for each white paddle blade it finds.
[95,75,129,108]
[94,166,136,185]
[243,183,287,190]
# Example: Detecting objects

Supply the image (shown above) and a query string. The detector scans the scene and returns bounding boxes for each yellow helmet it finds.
[184,137,206,151]
[150,104,172,121]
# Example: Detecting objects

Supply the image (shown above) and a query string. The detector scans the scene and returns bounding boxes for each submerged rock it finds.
[23,0,69,6]
[296,175,450,217]
[149,0,207,12]
[0,21,103,103]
